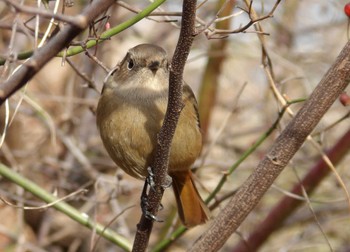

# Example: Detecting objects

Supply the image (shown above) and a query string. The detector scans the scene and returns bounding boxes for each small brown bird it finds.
[96,44,209,227]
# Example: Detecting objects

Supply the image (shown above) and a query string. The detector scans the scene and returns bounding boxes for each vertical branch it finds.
[131,0,197,251]
[189,41,350,252]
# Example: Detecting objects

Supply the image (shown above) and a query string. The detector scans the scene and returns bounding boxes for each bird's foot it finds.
[140,194,163,222]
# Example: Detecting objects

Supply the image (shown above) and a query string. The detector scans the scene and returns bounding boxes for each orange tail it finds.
[170,170,210,227]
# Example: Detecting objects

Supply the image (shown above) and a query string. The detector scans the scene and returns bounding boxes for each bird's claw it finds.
[139,166,171,222]
[141,194,163,222]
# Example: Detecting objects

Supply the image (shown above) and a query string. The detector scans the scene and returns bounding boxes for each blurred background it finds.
[0,0,350,251]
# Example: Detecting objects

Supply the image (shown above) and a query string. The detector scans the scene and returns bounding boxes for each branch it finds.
[231,127,350,252]
[131,0,197,251]
[0,0,116,105]
[189,41,350,252]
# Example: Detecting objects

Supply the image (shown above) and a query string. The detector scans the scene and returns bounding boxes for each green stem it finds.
[0,163,132,251]
[58,0,167,57]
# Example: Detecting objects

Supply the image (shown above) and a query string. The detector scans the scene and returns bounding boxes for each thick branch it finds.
[131,0,197,251]
[232,127,350,252]
[190,41,350,252]
[0,0,116,105]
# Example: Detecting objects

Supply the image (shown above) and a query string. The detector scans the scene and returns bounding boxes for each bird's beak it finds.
[148,61,160,73]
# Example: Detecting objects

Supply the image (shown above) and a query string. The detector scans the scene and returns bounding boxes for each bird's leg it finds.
[140,189,160,222]
[146,167,172,190]
[146,166,156,190]
[140,167,164,222]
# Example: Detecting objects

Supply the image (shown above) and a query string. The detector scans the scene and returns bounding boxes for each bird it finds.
[96,44,210,227]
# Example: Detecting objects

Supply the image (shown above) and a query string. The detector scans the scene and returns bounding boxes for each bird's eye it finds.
[127,59,134,70]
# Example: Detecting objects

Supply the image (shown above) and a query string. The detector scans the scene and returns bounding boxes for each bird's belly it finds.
[99,101,201,178]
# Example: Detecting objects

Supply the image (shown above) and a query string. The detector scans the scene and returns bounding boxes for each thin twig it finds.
[66,58,100,93]
[0,189,88,210]
[3,0,86,28]
[205,0,282,38]
[84,50,110,73]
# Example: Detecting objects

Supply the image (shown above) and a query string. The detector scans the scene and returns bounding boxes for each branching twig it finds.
[204,0,282,39]
[3,0,86,28]
[0,0,116,105]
